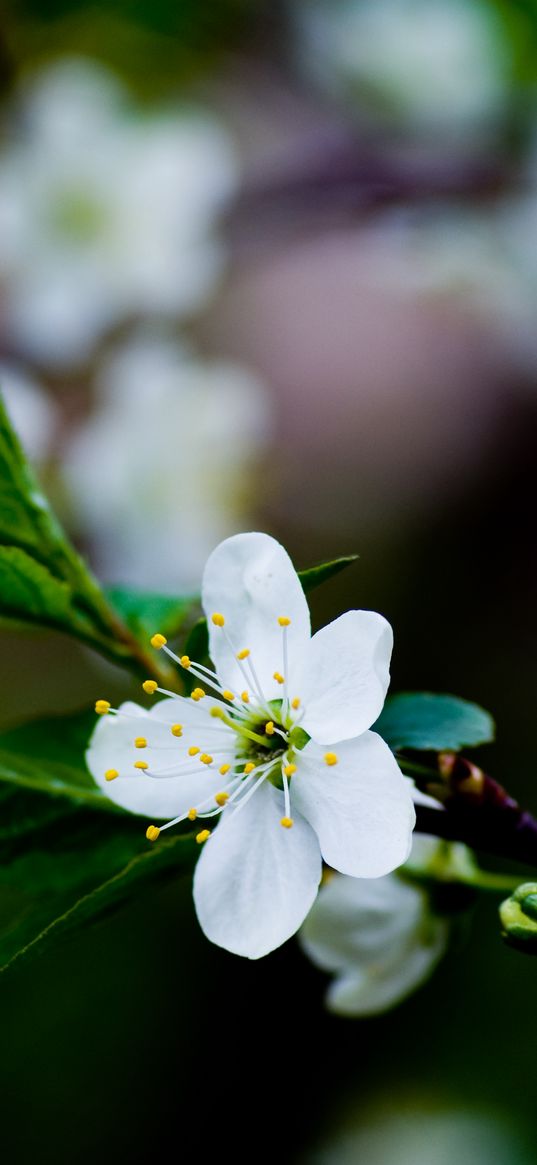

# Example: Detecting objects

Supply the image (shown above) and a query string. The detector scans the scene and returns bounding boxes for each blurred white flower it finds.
[300,835,452,1015]
[0,362,58,460]
[295,0,509,144]
[63,333,271,589]
[0,59,238,366]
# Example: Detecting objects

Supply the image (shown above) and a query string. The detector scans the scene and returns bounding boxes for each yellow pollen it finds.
[134,737,147,749]
[134,761,148,770]
[180,655,191,669]
[188,746,200,756]
[210,706,224,719]
[273,672,284,685]
[241,690,250,703]
[291,697,300,710]
[95,700,110,715]
[284,764,297,777]
[219,763,231,775]
[237,649,250,660]
[150,633,167,649]
[105,769,119,781]
[146,825,160,842]
[278,616,291,627]
[200,753,213,765]
[188,808,198,821]
[191,687,206,701]
[142,680,158,695]
[244,762,256,774]
[324,752,338,766]
[215,791,229,806]
[222,689,235,701]
[171,724,183,737]
[265,721,275,736]
[280,817,294,829]
[196,829,211,844]
[211,613,225,627]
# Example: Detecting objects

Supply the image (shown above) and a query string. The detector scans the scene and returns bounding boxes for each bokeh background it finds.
[1,1,537,1161]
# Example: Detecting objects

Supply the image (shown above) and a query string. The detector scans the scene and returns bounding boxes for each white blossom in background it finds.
[0,58,238,366]
[63,334,270,590]
[0,362,58,460]
[294,0,508,145]
[299,835,453,1015]
[87,531,415,958]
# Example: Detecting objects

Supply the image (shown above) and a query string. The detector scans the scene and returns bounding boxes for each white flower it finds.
[299,835,450,1015]
[63,333,271,590]
[295,0,508,144]
[87,532,415,958]
[0,58,238,366]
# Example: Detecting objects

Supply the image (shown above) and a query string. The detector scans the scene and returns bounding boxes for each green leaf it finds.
[0,709,111,809]
[0,806,196,973]
[298,555,358,594]
[0,393,161,674]
[106,586,197,642]
[375,692,495,752]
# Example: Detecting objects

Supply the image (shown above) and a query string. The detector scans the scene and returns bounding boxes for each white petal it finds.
[404,776,446,810]
[193,779,322,958]
[294,610,393,743]
[201,532,310,700]
[291,732,415,878]
[87,698,234,819]
[300,870,448,1016]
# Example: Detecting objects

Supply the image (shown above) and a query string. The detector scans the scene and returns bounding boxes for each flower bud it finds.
[500,883,537,953]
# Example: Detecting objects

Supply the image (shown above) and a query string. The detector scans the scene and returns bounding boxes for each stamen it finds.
[220,763,231,775]
[215,792,229,806]
[244,762,256,774]
[282,765,292,820]
[188,746,200,756]
[146,825,160,842]
[191,687,206,701]
[265,721,275,736]
[196,829,211,844]
[199,754,213,766]
[134,761,148,770]
[95,700,110,715]
[105,769,119,781]
[222,690,235,701]
[171,724,183,737]
[324,752,338,766]
[188,808,198,821]
[150,633,167,649]
[284,763,297,777]
[180,655,191,669]
[273,672,284,685]
[142,680,158,695]
[134,737,147,749]
[211,613,225,627]
[278,616,291,627]
[241,690,250,703]
[237,649,250,660]
[280,817,294,829]
[291,697,300,710]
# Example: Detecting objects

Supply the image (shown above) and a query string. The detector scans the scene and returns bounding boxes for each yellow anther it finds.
[284,764,297,777]
[188,746,200,756]
[273,672,284,685]
[278,616,291,627]
[215,792,229,806]
[291,697,301,710]
[210,706,224,719]
[134,760,149,770]
[142,680,158,695]
[211,613,225,627]
[200,753,213,766]
[265,721,275,736]
[180,655,191,669]
[134,737,147,749]
[95,699,110,715]
[105,769,119,782]
[219,763,231,775]
[150,633,167,649]
[146,825,160,842]
[171,724,183,737]
[244,762,256,774]
[241,690,250,703]
[188,808,198,821]
[196,829,211,844]
[237,649,250,660]
[222,689,235,701]
[191,687,206,701]
[324,752,338,766]
[280,817,294,829]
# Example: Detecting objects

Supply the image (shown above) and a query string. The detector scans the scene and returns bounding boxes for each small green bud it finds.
[500,883,537,954]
